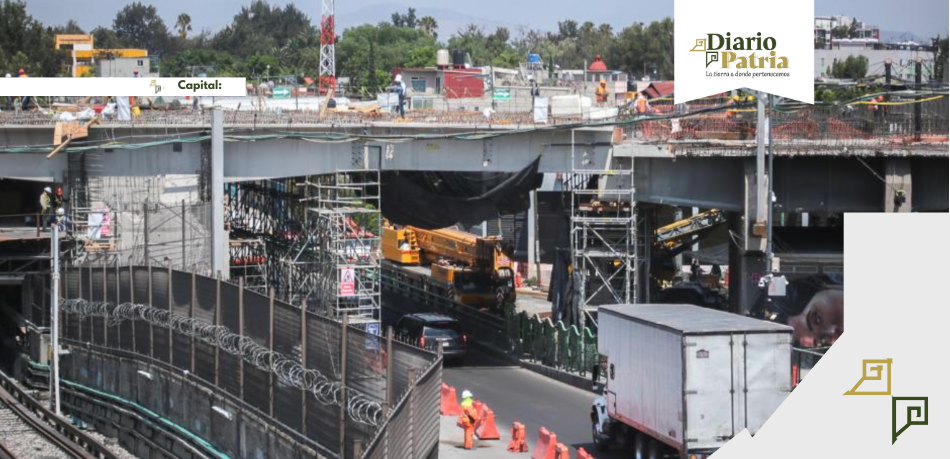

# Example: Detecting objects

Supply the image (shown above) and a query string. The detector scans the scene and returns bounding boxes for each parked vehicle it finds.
[591,304,792,459]
[394,313,469,360]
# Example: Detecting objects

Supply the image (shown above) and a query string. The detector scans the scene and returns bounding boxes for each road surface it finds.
[440,347,626,459]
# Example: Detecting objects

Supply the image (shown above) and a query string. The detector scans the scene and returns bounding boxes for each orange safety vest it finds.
[636,97,648,113]
[458,402,480,428]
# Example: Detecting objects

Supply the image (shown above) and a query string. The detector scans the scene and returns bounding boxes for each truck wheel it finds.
[647,439,661,459]
[633,432,646,459]
[592,421,609,451]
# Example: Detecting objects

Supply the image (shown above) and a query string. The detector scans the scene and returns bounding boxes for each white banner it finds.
[674,0,814,104]
[0,77,247,97]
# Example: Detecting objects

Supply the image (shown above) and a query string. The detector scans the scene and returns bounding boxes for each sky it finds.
[22,0,950,40]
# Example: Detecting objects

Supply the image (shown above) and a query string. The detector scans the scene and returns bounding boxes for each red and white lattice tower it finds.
[318,0,336,95]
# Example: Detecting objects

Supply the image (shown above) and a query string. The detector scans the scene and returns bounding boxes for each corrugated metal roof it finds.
[600,303,792,334]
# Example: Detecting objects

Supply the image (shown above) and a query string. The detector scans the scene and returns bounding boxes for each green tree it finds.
[212,0,309,59]
[91,26,124,49]
[391,8,418,28]
[113,2,169,54]
[160,48,237,77]
[831,55,868,80]
[337,22,438,94]
[609,18,673,79]
[0,0,63,76]
[176,13,192,39]
[53,20,85,35]
[932,36,948,82]
[447,25,517,67]
[419,16,438,39]
[242,52,282,78]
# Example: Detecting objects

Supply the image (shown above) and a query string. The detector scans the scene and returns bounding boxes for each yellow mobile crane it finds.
[382,223,516,309]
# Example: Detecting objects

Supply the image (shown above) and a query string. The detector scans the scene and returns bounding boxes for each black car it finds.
[394,313,468,360]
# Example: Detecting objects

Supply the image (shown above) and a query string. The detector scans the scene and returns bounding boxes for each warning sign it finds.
[340,267,356,296]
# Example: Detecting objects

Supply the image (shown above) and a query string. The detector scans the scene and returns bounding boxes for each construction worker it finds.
[634,92,652,114]
[39,187,54,227]
[457,390,481,450]
[391,74,407,118]
[595,78,609,105]
[529,75,540,98]
[18,68,32,111]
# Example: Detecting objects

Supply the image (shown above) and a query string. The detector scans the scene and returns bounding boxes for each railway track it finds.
[0,373,119,459]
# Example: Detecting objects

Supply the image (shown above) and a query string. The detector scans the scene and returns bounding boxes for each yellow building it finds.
[55,34,149,77]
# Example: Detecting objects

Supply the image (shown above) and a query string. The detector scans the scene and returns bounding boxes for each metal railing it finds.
[44,264,441,459]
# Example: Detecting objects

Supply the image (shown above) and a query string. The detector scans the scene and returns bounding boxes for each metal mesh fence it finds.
[54,264,441,459]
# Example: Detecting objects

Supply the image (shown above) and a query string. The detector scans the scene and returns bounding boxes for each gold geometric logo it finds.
[844,358,892,395]
[689,38,707,52]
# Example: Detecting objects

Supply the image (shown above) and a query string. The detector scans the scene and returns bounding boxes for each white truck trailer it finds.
[591,304,792,459]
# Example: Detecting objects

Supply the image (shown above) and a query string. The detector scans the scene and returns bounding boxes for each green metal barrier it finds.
[503,310,598,376]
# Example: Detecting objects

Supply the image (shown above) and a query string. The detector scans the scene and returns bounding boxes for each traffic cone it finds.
[507,422,529,452]
[554,443,570,459]
[441,383,461,416]
[476,407,501,440]
[576,447,594,459]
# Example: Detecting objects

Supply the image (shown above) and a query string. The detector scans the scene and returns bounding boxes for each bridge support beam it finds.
[730,160,769,315]
[884,158,912,213]
[211,109,229,279]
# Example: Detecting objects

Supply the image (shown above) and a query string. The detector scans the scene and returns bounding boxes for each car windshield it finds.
[423,322,461,338]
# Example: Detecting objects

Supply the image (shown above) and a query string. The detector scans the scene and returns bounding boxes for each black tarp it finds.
[381,156,543,229]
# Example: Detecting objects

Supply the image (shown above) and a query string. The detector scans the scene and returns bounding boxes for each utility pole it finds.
[50,223,62,416]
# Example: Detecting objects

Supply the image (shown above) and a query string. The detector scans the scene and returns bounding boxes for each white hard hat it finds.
[4,73,11,78]
[395,74,403,82]
[528,75,535,81]
[56,208,65,216]
[461,390,473,399]
[44,187,52,193]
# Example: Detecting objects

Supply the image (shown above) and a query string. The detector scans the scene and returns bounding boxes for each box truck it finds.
[591,304,792,459]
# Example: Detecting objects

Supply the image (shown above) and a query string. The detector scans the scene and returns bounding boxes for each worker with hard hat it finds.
[457,389,481,450]
[529,75,540,98]
[596,78,609,105]
[17,68,32,111]
[634,92,652,115]
[39,186,54,227]
[391,74,407,118]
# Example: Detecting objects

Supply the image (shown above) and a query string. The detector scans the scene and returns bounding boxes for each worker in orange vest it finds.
[634,92,652,114]
[457,390,481,450]
[596,79,609,105]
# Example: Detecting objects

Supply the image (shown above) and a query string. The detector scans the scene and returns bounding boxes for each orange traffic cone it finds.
[507,422,529,452]
[477,407,501,440]
[554,443,570,459]
[441,383,461,416]
[576,447,594,459]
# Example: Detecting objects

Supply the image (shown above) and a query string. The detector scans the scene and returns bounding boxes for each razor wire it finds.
[60,298,384,426]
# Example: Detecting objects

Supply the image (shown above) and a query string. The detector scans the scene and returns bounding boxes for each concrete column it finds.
[527,190,537,276]
[730,160,769,315]
[673,208,684,280]
[884,158,912,213]
[211,109,229,279]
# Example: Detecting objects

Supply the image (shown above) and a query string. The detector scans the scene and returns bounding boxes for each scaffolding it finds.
[304,169,381,323]
[570,131,639,321]
[229,238,269,294]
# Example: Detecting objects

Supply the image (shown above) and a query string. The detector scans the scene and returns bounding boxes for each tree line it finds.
[0,0,679,92]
